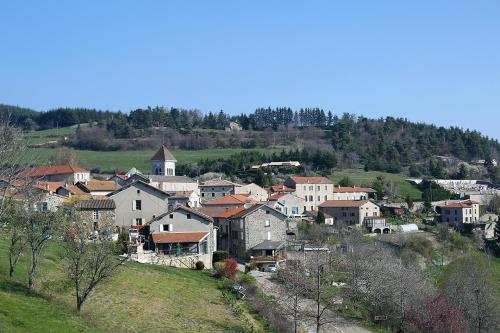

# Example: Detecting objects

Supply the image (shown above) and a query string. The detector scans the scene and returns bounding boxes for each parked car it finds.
[265,263,278,272]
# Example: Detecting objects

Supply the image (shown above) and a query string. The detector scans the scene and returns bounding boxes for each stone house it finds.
[74,198,116,233]
[332,186,376,200]
[147,206,216,269]
[234,183,268,202]
[284,176,334,211]
[107,180,170,231]
[318,200,380,227]
[228,204,288,260]
[199,178,241,202]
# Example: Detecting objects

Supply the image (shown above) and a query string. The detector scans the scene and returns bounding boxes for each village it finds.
[1,144,499,332]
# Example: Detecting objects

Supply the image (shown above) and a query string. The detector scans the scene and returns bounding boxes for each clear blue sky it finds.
[1,1,499,138]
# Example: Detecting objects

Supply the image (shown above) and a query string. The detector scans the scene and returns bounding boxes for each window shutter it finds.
[169,224,173,232]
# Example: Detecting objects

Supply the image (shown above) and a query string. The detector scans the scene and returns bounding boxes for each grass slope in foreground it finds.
[330,168,422,200]
[0,233,250,332]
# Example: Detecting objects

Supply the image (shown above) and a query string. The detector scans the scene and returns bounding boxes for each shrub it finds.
[214,258,238,280]
[195,261,205,270]
[405,235,433,259]
[213,251,229,264]
[238,273,256,285]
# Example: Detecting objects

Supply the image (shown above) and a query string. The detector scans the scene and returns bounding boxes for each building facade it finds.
[284,176,334,211]
[319,200,380,226]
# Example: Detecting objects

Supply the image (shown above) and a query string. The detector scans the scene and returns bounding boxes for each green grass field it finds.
[24,147,281,173]
[23,126,78,145]
[329,168,422,200]
[0,233,251,332]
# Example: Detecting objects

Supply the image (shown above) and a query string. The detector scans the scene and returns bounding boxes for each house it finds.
[436,199,480,226]
[200,178,240,201]
[284,176,334,211]
[74,198,116,234]
[303,210,334,225]
[198,206,247,253]
[18,165,90,184]
[75,180,122,196]
[166,191,200,209]
[225,121,242,132]
[55,184,90,198]
[147,175,199,193]
[0,183,67,212]
[332,186,376,200]
[267,193,306,217]
[318,200,380,227]
[202,194,257,209]
[269,185,295,194]
[363,217,390,234]
[234,183,268,202]
[106,181,170,231]
[147,206,216,269]
[251,161,301,170]
[227,204,288,260]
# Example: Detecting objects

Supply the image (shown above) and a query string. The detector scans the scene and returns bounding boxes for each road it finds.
[250,271,371,333]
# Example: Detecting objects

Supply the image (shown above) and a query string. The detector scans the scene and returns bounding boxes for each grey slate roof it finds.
[252,240,285,251]
[147,175,197,183]
[151,145,177,162]
[75,199,116,210]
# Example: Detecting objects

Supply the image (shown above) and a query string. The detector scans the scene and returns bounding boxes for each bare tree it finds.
[0,121,25,212]
[277,261,308,333]
[62,211,123,311]
[25,208,62,290]
[444,255,500,333]
[303,250,339,333]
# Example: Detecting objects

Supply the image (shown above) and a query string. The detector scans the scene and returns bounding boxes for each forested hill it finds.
[1,103,499,181]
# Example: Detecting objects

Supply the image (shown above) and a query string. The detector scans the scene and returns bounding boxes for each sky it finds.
[0,1,499,139]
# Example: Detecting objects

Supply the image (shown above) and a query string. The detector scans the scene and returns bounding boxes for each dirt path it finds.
[250,271,372,333]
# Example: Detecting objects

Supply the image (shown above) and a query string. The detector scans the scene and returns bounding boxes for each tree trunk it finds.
[28,249,37,291]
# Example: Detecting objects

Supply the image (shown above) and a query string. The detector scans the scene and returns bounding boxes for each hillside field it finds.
[0,233,255,333]
[330,168,422,200]
[24,147,282,173]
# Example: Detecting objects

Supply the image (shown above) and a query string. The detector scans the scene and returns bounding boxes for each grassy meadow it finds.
[0,233,253,332]
[330,168,422,200]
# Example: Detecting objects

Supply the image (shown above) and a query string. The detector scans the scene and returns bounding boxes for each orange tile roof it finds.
[60,184,89,195]
[269,185,295,192]
[77,180,122,192]
[289,176,333,184]
[439,200,479,209]
[333,186,376,193]
[319,200,375,208]
[151,232,208,244]
[269,193,287,201]
[35,181,66,193]
[203,194,257,205]
[20,165,89,177]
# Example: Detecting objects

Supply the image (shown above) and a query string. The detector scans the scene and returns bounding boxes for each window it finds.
[41,202,48,212]
[309,195,313,202]
[304,206,307,211]
[265,231,271,240]
[136,189,140,194]
[265,220,270,227]
[135,218,143,226]
[133,200,142,211]
[324,195,327,201]
[93,210,99,220]
[187,213,191,219]
[304,186,306,191]
[211,193,215,197]
[343,212,347,217]
[317,196,320,202]
[266,210,270,214]
[351,212,355,216]
[292,207,298,214]
[222,193,226,196]
[305,196,308,202]
[324,185,327,190]
[162,224,171,232]
[169,214,173,219]
[309,186,313,191]
[202,193,205,197]
[317,186,320,190]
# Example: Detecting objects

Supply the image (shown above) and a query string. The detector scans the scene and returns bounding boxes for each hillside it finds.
[4,103,500,184]
[0,234,256,333]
